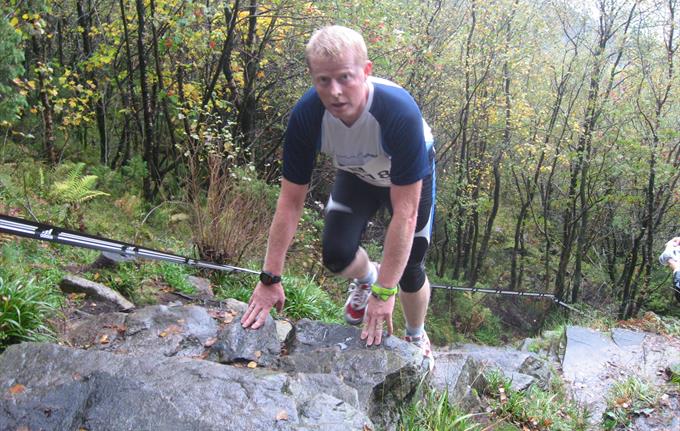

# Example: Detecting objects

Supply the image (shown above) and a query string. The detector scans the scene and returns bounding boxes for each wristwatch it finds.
[259,271,282,286]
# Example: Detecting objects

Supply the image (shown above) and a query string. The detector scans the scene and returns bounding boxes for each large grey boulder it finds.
[561,325,680,428]
[0,342,371,431]
[429,343,555,413]
[2,304,431,431]
[277,319,429,430]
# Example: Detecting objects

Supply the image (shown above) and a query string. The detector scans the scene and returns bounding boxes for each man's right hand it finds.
[241,282,285,329]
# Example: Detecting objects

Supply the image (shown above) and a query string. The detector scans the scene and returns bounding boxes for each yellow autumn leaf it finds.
[247,361,257,369]
[9,384,26,395]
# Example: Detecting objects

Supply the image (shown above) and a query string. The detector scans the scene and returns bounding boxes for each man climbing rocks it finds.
[241,25,436,368]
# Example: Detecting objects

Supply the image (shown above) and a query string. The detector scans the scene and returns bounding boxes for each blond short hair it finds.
[305,25,369,67]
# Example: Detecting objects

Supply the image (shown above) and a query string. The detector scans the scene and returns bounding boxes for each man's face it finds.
[309,52,372,126]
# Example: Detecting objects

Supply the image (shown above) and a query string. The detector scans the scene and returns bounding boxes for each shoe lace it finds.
[348,282,370,308]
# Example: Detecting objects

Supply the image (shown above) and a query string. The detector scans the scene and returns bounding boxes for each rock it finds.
[443,344,554,391]
[1,303,430,430]
[562,325,680,428]
[0,342,372,431]
[430,351,485,412]
[186,275,214,299]
[89,251,136,270]
[276,319,293,343]
[208,308,281,366]
[611,328,646,347]
[59,274,135,311]
[66,312,128,348]
[277,319,429,430]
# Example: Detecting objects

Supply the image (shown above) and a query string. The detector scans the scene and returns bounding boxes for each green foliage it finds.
[121,156,148,188]
[0,12,26,124]
[399,388,481,431]
[484,370,591,431]
[213,270,342,323]
[602,377,659,430]
[212,271,254,304]
[282,274,342,323]
[669,363,680,388]
[426,277,504,346]
[50,162,109,205]
[0,274,59,350]
[155,262,195,295]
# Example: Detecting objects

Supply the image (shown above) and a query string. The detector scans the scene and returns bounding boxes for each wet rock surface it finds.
[1,298,679,431]
[562,325,680,429]
[0,302,430,431]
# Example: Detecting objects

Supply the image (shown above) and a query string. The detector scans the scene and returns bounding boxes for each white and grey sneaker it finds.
[404,331,434,372]
[659,240,680,265]
[344,281,371,325]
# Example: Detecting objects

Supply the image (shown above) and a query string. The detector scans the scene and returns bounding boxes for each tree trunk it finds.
[77,0,108,164]
[135,0,156,200]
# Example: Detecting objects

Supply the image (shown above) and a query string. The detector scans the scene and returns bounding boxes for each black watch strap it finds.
[259,271,282,286]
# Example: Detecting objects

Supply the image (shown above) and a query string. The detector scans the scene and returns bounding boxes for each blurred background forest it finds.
[1,0,679,339]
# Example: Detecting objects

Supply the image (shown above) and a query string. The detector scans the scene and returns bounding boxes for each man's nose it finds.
[329,79,342,97]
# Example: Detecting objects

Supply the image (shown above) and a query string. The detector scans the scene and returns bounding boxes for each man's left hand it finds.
[361,294,395,346]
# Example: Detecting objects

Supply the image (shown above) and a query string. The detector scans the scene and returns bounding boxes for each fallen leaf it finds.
[99,334,109,344]
[247,361,257,369]
[254,350,262,358]
[204,337,217,347]
[223,315,234,324]
[158,324,183,337]
[9,384,26,395]
[275,410,289,421]
[363,425,373,431]
[208,310,224,319]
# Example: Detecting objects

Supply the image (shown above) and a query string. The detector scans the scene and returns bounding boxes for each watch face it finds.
[260,271,280,285]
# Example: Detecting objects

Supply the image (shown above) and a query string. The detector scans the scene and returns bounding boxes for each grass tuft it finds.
[399,388,482,431]
[0,275,59,350]
[602,376,659,430]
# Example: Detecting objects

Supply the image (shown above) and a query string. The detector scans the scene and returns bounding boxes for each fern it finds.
[50,162,109,205]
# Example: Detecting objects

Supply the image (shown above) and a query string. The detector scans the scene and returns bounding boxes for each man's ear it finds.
[364,61,373,78]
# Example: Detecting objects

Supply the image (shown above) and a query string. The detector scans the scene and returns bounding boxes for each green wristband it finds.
[371,284,398,301]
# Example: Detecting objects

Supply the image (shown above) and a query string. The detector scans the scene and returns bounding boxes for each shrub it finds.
[189,155,274,267]
[0,275,58,350]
